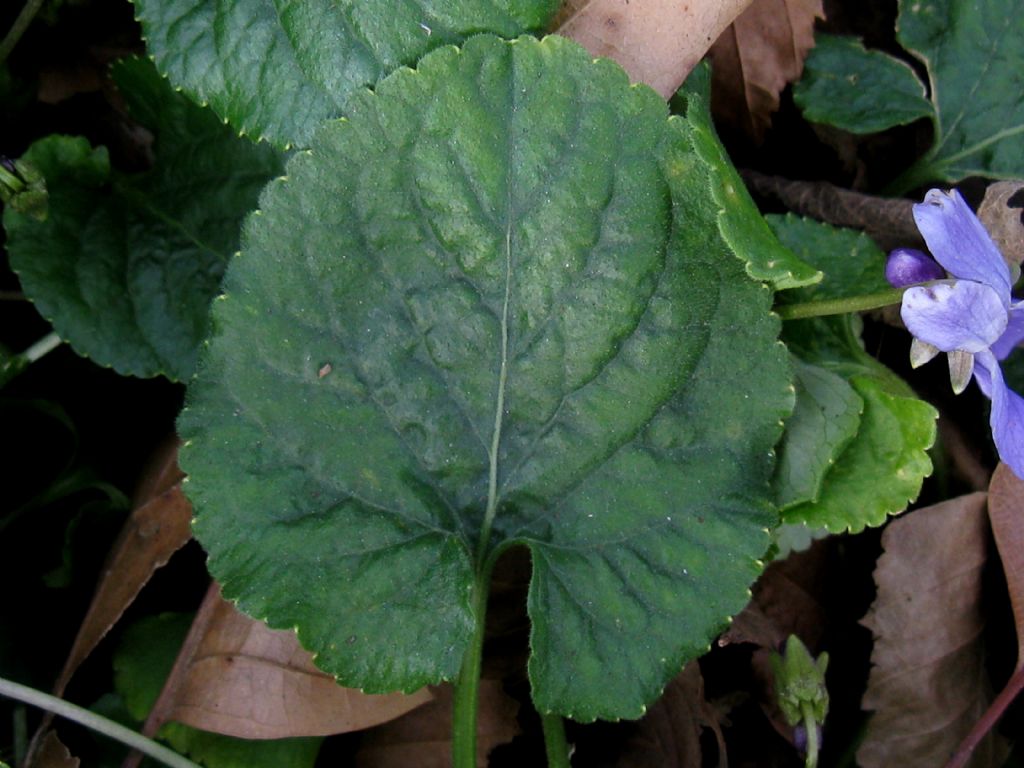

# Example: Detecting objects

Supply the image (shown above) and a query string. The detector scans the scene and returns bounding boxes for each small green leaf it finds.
[3,58,284,380]
[115,613,321,768]
[771,217,936,532]
[774,358,864,510]
[181,35,793,722]
[678,66,821,290]
[896,0,1024,186]
[782,366,936,532]
[793,34,934,134]
[134,0,560,148]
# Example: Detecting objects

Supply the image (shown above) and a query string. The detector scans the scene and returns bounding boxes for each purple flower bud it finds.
[885,247,946,287]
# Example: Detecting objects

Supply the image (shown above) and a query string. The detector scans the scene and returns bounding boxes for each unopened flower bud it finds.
[885,247,945,287]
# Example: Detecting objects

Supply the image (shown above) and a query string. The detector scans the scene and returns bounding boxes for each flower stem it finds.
[0,676,201,768]
[944,663,1024,768]
[451,567,494,768]
[0,0,46,64]
[801,701,820,768]
[541,712,572,767]
[24,331,62,363]
[776,289,905,321]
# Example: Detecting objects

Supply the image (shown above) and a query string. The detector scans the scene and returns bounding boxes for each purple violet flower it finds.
[886,188,1024,478]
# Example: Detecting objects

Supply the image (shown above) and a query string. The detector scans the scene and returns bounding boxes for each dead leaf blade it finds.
[858,493,1007,768]
[556,0,755,98]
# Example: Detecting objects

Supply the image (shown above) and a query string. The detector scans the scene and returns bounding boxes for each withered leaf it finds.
[618,662,724,768]
[978,182,1024,270]
[354,681,519,768]
[28,731,80,768]
[985,463,1024,669]
[708,0,825,140]
[144,584,432,740]
[858,494,1006,768]
[555,0,754,98]
[52,437,190,698]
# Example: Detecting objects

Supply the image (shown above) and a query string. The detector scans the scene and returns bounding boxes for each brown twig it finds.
[741,170,922,252]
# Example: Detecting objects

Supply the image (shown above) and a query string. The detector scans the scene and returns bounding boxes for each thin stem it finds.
[450,569,493,768]
[24,331,61,363]
[0,676,201,768]
[944,663,1024,768]
[776,289,905,321]
[801,701,820,768]
[0,0,46,64]
[541,712,571,768]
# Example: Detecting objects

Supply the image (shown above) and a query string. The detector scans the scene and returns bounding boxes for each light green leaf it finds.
[2,58,284,380]
[115,613,321,768]
[895,0,1024,187]
[180,35,793,722]
[782,365,936,532]
[793,34,934,135]
[677,65,821,290]
[771,216,936,532]
[134,0,559,148]
[773,358,864,510]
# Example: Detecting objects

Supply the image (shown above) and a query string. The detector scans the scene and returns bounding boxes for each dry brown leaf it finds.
[618,662,725,768]
[555,0,754,98]
[27,731,80,768]
[52,437,190,698]
[141,583,432,740]
[985,463,1024,669]
[707,0,824,140]
[354,681,519,768]
[858,494,1006,768]
[978,182,1024,269]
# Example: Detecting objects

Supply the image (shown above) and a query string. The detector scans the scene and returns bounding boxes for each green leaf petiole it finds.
[776,288,905,320]
[0,676,201,768]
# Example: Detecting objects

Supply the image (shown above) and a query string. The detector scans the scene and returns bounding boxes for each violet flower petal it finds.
[885,247,946,288]
[991,305,1024,360]
[913,189,1011,303]
[901,281,1008,353]
[975,351,1024,480]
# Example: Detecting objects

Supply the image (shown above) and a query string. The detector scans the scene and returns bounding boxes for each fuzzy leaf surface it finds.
[134,0,559,148]
[2,58,283,380]
[793,34,934,134]
[179,35,792,721]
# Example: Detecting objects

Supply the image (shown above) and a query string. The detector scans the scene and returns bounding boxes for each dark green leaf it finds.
[180,35,793,721]
[768,213,891,300]
[895,0,1024,186]
[3,58,284,380]
[134,0,560,148]
[115,613,321,768]
[793,34,933,134]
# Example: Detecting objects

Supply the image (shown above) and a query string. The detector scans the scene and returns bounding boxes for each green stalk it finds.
[801,701,820,768]
[541,712,572,768]
[776,289,904,321]
[451,567,493,768]
[0,676,201,768]
[0,0,46,64]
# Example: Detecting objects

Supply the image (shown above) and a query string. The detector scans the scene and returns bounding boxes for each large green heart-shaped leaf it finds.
[2,58,284,380]
[133,0,559,148]
[180,35,793,721]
